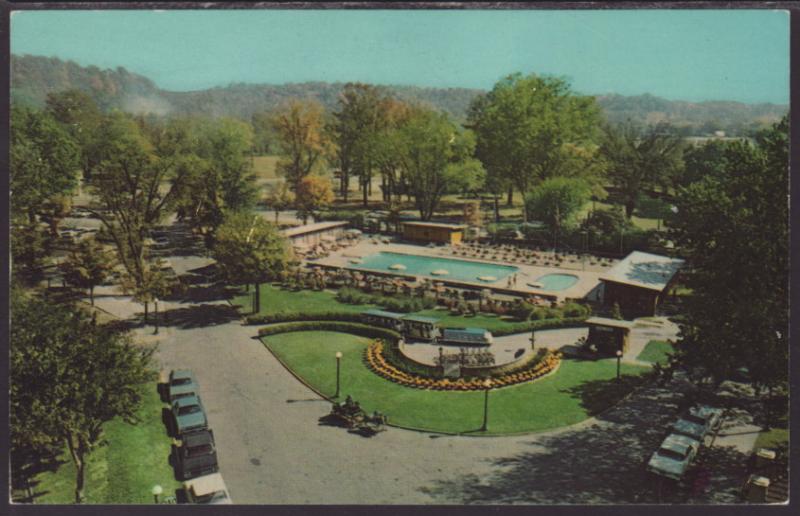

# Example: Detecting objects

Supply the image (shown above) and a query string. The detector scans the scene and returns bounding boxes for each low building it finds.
[281,221,349,248]
[600,251,684,317]
[402,221,467,245]
[585,317,636,354]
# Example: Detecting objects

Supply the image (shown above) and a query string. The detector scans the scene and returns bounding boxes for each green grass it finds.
[636,340,673,365]
[263,331,649,435]
[233,284,527,331]
[252,155,281,180]
[232,283,376,315]
[21,382,179,504]
[754,427,789,451]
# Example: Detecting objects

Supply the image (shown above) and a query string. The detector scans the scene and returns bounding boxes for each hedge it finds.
[245,311,363,325]
[490,316,588,336]
[257,321,402,342]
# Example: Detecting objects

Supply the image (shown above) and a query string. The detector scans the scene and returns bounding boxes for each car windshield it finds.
[685,414,706,425]
[658,448,686,461]
[186,444,213,457]
[171,377,192,386]
[178,405,201,415]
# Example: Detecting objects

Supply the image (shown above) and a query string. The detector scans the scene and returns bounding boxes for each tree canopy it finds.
[525,177,592,238]
[669,116,788,390]
[271,99,330,194]
[468,73,601,221]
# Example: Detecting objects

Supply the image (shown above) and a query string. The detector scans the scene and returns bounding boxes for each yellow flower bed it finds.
[364,340,561,391]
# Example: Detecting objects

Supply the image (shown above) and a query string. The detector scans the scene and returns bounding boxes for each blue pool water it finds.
[535,273,579,291]
[354,252,518,283]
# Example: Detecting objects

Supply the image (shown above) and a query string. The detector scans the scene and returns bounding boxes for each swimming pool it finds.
[353,252,518,283]
[534,273,579,291]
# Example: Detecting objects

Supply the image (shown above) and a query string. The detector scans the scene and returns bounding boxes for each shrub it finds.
[511,301,536,321]
[562,302,590,318]
[245,311,363,325]
[490,316,587,337]
[257,321,401,341]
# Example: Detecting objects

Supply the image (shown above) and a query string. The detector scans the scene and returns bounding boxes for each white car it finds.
[686,405,724,434]
[183,472,232,504]
[647,433,700,481]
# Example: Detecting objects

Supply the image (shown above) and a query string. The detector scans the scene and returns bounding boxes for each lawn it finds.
[251,155,281,180]
[754,427,788,451]
[20,382,180,504]
[231,283,376,315]
[636,340,674,365]
[262,331,649,435]
[233,283,526,331]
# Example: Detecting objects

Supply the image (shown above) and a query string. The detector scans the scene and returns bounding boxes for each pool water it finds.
[535,273,579,291]
[354,252,518,283]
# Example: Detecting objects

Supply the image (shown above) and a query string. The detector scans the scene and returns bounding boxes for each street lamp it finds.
[529,330,536,350]
[335,351,343,398]
[616,349,623,381]
[153,298,159,335]
[151,484,163,504]
[481,378,492,432]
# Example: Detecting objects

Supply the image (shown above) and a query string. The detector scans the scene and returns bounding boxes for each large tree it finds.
[271,99,329,194]
[330,83,389,205]
[60,237,114,305]
[10,289,154,503]
[395,108,477,220]
[468,73,601,221]
[264,181,295,224]
[598,122,684,218]
[525,177,592,245]
[295,175,334,225]
[10,105,80,222]
[212,212,292,313]
[44,89,103,180]
[87,113,189,298]
[669,117,788,393]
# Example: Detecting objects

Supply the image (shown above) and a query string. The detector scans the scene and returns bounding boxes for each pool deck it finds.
[311,240,604,302]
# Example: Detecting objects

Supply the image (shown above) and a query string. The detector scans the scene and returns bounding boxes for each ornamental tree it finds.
[212,212,292,313]
[10,288,154,503]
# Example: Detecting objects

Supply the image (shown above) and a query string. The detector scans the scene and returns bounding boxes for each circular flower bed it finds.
[364,340,561,391]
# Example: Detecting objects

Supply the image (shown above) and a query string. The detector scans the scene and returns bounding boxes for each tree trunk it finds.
[625,200,635,219]
[254,282,261,314]
[494,196,500,222]
[506,185,514,207]
[65,435,85,504]
[89,286,94,306]
[274,210,280,223]
[143,301,149,324]
[362,178,369,207]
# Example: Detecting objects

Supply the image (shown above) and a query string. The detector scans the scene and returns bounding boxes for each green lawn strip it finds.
[29,382,179,504]
[263,331,648,435]
[636,340,674,364]
[234,284,527,332]
[753,427,788,451]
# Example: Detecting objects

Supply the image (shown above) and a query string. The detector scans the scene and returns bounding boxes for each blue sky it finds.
[10,9,790,104]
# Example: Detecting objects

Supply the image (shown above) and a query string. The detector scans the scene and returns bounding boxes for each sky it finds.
[10,9,790,104]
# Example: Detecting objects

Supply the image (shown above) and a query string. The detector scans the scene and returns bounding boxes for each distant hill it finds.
[11,54,787,135]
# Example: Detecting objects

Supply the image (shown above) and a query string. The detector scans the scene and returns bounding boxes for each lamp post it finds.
[529,330,536,350]
[153,298,159,335]
[481,378,492,432]
[616,349,623,381]
[151,484,163,504]
[335,351,342,398]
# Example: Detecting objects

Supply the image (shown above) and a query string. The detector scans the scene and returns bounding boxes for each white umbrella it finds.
[477,276,496,282]
[431,269,449,276]
[389,263,407,270]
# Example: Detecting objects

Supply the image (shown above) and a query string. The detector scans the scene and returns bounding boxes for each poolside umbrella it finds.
[431,269,449,276]
[477,276,496,282]
[389,263,407,270]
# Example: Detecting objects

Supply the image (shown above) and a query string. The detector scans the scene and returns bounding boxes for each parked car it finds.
[171,394,208,436]
[671,417,708,443]
[174,428,219,480]
[168,369,199,402]
[183,472,232,504]
[647,433,700,481]
[686,405,724,434]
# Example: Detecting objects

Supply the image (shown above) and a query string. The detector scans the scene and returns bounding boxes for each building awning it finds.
[400,314,440,324]
[585,317,636,330]
[362,309,405,320]
[600,251,684,292]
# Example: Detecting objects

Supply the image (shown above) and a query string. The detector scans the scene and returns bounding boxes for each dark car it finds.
[175,429,219,480]
[168,369,199,402]
[171,395,208,436]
